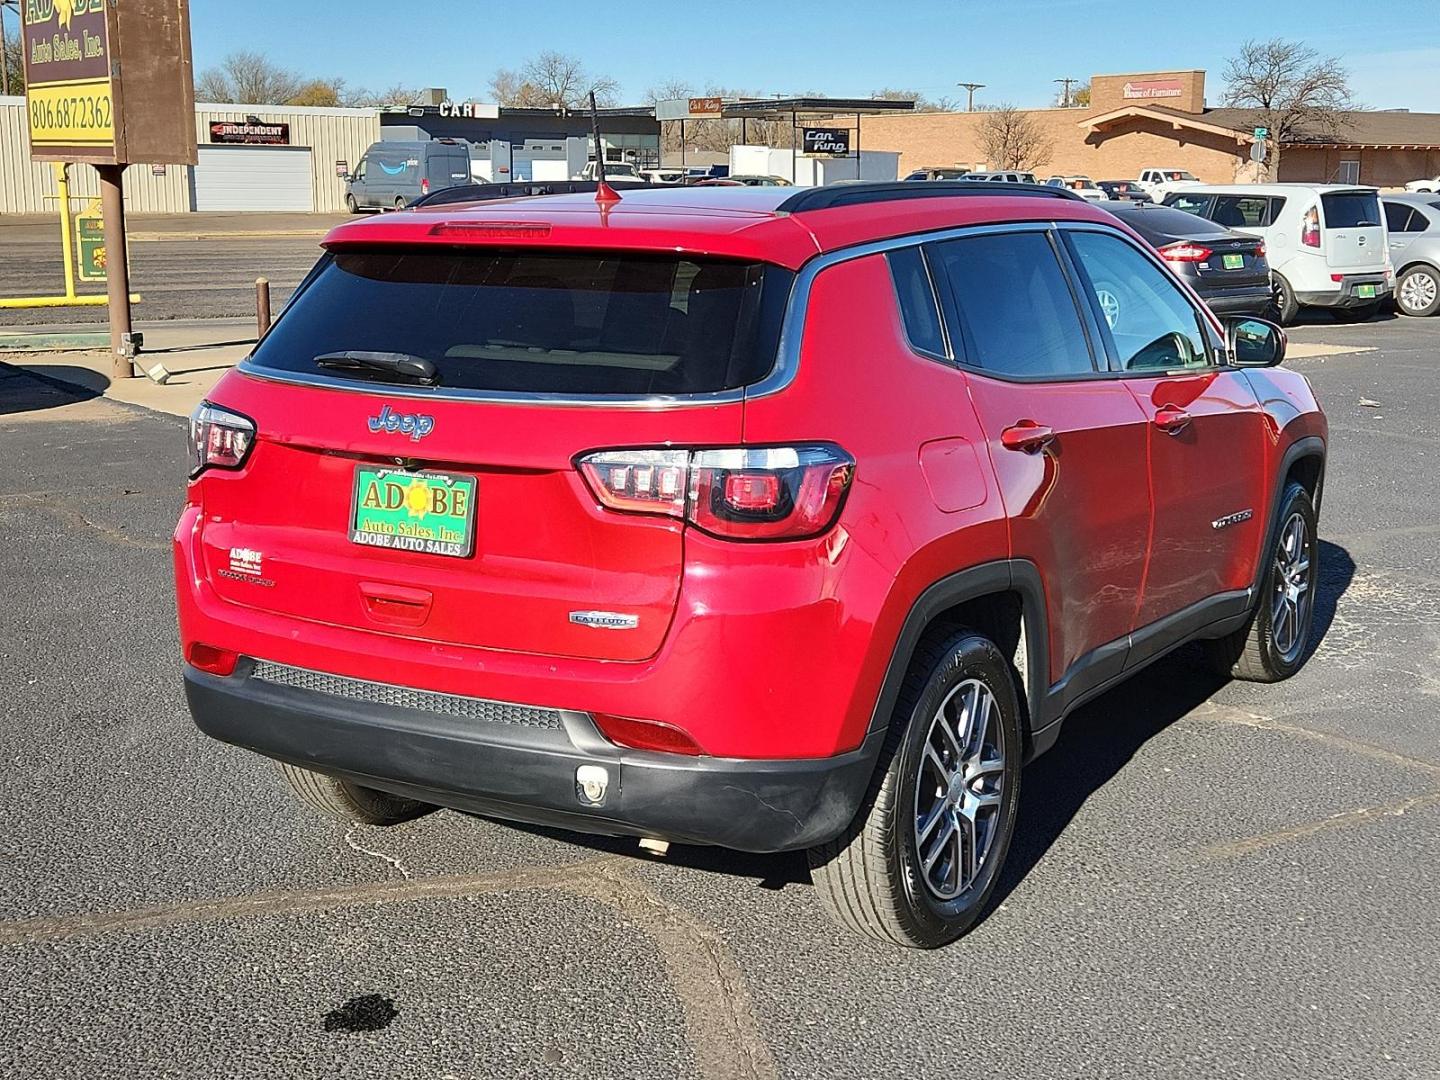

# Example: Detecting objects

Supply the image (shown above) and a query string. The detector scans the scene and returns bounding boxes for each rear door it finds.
[1320,190,1386,269]
[202,246,791,662]
[927,227,1153,686]
[1384,200,1428,261]
[1063,227,1268,634]
[426,145,471,192]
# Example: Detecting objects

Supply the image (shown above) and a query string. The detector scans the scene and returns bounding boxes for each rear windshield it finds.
[1321,192,1382,228]
[1114,206,1234,238]
[249,249,794,395]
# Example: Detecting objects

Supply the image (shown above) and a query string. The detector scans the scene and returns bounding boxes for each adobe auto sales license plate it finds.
[1356,284,1377,299]
[350,468,477,557]
[1222,253,1245,270]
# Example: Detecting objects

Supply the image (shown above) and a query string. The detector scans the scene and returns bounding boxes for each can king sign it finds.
[22,0,116,156]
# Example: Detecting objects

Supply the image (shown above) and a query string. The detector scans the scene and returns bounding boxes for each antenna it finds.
[589,90,620,204]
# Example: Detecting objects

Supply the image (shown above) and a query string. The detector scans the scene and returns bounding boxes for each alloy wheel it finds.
[1271,511,1313,663]
[913,679,1006,900]
[1399,270,1437,315]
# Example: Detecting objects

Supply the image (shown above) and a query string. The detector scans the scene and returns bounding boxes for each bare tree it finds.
[344,83,424,108]
[645,79,695,153]
[489,52,617,110]
[195,50,303,104]
[872,88,958,113]
[978,105,1053,171]
[2,21,24,97]
[1222,38,1353,179]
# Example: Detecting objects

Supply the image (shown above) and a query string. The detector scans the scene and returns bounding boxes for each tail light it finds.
[1301,206,1321,248]
[1254,242,1266,259]
[1159,242,1213,263]
[188,402,255,477]
[420,178,430,196]
[577,444,854,541]
[187,642,239,676]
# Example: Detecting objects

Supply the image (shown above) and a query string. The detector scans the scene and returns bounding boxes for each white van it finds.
[1163,184,1392,323]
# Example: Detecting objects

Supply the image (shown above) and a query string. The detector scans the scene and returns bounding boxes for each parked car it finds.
[1135,167,1202,202]
[960,170,1039,184]
[1096,180,1152,202]
[1164,184,1392,324]
[1045,175,1107,201]
[576,160,642,181]
[903,167,973,181]
[1101,202,1273,316]
[176,181,1326,949]
[344,140,471,213]
[708,174,792,187]
[1382,193,1440,317]
[640,168,688,185]
[1404,176,1440,194]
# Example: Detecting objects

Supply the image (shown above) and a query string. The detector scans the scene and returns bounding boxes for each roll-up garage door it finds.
[192,146,314,211]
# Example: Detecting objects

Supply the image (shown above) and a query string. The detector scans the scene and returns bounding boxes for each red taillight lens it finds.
[592,713,704,755]
[187,642,239,676]
[577,445,855,541]
[1159,242,1212,263]
[188,402,255,477]
[420,178,430,196]
[1301,206,1321,248]
[1254,242,1266,260]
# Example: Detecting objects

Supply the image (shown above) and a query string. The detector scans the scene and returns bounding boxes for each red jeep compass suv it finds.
[176,182,1326,948]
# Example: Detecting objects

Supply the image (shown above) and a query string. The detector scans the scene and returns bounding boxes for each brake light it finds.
[577,444,855,541]
[187,642,239,676]
[592,713,704,755]
[188,402,255,477]
[1159,242,1213,263]
[420,178,430,196]
[1301,206,1321,248]
[1255,242,1266,259]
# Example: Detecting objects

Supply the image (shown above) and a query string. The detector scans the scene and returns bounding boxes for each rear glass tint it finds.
[1116,206,1233,238]
[1321,192,1382,228]
[249,250,794,395]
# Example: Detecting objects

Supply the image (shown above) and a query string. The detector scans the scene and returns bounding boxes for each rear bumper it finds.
[1199,284,1274,315]
[185,662,882,853]
[1296,274,1392,308]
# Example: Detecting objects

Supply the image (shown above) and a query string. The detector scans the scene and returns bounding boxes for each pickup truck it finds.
[1136,167,1203,202]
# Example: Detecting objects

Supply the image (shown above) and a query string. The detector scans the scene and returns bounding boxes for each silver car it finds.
[1384,194,1440,317]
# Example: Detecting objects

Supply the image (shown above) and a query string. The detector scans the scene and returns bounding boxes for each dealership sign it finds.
[688,96,724,118]
[210,121,290,145]
[21,0,115,158]
[438,100,500,119]
[801,127,851,157]
[1122,79,1184,100]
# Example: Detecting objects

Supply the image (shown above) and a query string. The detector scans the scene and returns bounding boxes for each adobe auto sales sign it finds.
[22,0,115,156]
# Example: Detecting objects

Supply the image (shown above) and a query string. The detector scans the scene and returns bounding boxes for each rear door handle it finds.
[1153,405,1192,434]
[1000,420,1056,454]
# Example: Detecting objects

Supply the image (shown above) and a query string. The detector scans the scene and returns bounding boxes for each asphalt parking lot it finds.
[2,313,1438,1079]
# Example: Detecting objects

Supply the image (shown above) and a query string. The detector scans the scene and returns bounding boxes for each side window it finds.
[887,247,946,359]
[1384,203,1414,232]
[1066,230,1212,372]
[1166,193,1212,217]
[1268,197,1287,223]
[1212,195,1271,228]
[352,159,367,180]
[927,231,1096,378]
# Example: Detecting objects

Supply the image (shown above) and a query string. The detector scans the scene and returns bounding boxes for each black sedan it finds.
[1102,202,1273,316]
[1096,180,1151,202]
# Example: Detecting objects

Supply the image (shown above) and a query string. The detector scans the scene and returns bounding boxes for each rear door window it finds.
[249,250,794,396]
[1321,192,1382,228]
[1385,203,1426,232]
[1212,195,1280,228]
[927,230,1097,378]
[1166,192,1213,217]
[887,248,946,359]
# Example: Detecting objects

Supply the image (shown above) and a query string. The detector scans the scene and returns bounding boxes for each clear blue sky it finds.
[189,0,1440,112]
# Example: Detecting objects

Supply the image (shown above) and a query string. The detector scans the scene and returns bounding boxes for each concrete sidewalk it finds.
[0,211,349,243]
[0,318,256,417]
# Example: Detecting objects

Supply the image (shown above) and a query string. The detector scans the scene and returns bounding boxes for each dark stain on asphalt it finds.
[322,994,398,1033]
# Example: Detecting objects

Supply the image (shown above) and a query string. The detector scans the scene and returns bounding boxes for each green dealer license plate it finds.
[1222,253,1245,270]
[350,468,477,557]
[1356,284,1377,299]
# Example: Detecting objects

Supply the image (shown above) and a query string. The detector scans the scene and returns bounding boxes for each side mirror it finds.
[340,172,353,182]
[1224,315,1286,367]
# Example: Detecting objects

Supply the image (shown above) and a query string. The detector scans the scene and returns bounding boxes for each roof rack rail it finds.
[776,180,1086,214]
[410,178,651,208]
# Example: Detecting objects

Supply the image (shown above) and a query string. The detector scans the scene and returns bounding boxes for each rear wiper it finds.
[315,351,439,385]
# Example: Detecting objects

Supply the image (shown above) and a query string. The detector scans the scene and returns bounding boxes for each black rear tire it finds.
[807,630,1022,948]
[344,194,360,214]
[1272,274,1300,326]
[1204,482,1319,682]
[279,763,432,825]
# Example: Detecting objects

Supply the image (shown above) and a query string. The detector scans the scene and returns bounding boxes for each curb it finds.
[0,332,110,352]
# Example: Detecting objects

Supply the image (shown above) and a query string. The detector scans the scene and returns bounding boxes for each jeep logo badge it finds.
[368,405,435,442]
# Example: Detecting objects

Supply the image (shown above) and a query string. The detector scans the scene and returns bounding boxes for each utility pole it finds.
[957,82,985,112]
[1054,77,1079,108]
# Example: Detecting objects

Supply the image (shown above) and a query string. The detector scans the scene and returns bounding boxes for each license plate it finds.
[350,468,477,557]
[1356,284,1377,299]
[1222,253,1245,270]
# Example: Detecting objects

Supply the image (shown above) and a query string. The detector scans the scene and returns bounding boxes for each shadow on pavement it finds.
[0,363,105,416]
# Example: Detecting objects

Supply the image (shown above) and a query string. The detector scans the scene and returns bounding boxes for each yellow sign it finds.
[76,199,107,282]
[22,0,116,156]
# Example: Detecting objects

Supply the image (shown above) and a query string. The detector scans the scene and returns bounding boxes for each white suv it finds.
[1164,184,1393,323]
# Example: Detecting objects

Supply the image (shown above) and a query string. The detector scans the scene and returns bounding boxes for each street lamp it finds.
[957,82,985,112]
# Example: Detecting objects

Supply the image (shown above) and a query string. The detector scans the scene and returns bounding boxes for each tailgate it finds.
[1321,191,1387,269]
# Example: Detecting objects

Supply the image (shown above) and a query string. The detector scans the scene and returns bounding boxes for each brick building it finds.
[851,69,1440,188]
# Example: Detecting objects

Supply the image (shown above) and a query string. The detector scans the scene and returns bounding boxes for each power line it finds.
[1054,77,1079,108]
